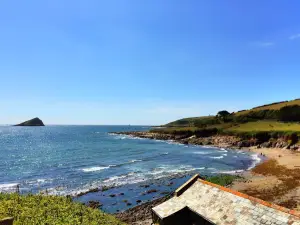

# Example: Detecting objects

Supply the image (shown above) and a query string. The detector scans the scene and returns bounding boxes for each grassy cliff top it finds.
[165,116,215,127]
[234,99,300,116]
[164,98,300,128]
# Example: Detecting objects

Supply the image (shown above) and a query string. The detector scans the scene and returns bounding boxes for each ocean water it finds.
[0,125,261,212]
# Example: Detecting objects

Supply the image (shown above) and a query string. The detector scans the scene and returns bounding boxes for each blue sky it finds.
[1,0,300,125]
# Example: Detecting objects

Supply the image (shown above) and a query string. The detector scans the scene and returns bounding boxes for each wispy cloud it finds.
[289,34,300,40]
[256,42,274,47]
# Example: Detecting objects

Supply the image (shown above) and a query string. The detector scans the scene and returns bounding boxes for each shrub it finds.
[0,193,125,225]
[206,175,240,186]
[278,105,300,122]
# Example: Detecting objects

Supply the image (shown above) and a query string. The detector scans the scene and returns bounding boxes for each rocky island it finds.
[15,117,45,126]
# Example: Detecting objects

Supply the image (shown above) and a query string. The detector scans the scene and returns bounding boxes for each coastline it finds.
[110,131,300,224]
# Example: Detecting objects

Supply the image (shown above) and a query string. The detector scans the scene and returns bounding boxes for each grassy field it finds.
[234,99,300,116]
[165,116,215,127]
[156,121,300,134]
[0,194,125,225]
[227,121,300,133]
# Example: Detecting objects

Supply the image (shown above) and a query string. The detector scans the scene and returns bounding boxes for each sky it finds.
[1,0,300,125]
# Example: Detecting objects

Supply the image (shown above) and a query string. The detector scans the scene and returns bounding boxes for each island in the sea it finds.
[15,117,45,126]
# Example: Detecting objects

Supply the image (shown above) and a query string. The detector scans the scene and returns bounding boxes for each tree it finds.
[217,110,231,122]
[217,110,230,117]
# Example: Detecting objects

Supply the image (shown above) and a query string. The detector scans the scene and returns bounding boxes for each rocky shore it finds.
[115,195,171,225]
[110,131,300,224]
[111,131,300,150]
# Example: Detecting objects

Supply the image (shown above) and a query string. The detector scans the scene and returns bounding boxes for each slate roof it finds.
[152,174,300,225]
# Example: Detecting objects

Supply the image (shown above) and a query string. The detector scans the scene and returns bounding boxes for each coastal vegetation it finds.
[0,193,125,225]
[206,174,240,187]
[153,99,300,145]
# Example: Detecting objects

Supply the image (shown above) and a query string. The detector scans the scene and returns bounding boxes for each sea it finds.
[0,125,262,213]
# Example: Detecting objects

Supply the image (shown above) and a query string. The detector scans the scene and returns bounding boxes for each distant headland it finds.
[15,117,45,126]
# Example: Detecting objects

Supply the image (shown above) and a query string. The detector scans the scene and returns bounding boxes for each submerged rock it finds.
[15,117,45,126]
[87,200,103,209]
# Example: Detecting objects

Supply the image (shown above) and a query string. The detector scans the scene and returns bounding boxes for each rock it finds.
[140,184,150,188]
[119,193,124,196]
[126,202,132,206]
[122,200,128,203]
[109,194,116,197]
[182,140,189,145]
[237,141,250,148]
[136,200,142,203]
[261,142,272,148]
[15,117,45,126]
[87,200,102,209]
[166,182,173,186]
[146,189,157,194]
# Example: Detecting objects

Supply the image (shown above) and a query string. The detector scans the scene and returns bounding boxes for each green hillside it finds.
[157,99,300,142]
[165,116,215,127]
[235,99,300,116]
[164,98,300,128]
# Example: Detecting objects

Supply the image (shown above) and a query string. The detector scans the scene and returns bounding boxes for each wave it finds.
[25,178,53,185]
[192,151,213,155]
[0,183,19,193]
[247,154,262,170]
[43,164,216,196]
[209,156,224,159]
[70,165,206,195]
[82,166,110,172]
[222,154,227,156]
[130,159,143,163]
[213,169,244,174]
[80,153,169,172]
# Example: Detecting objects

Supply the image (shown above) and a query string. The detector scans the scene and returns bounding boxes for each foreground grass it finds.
[0,193,125,225]
[227,121,300,133]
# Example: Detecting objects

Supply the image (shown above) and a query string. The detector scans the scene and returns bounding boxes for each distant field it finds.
[151,126,199,133]
[235,99,300,116]
[165,116,215,127]
[227,121,300,132]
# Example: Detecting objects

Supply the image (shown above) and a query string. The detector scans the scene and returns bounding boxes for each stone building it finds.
[152,174,300,225]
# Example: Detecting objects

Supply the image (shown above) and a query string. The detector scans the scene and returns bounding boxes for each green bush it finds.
[194,117,220,128]
[278,105,300,122]
[0,193,125,225]
[233,110,279,123]
[206,175,240,186]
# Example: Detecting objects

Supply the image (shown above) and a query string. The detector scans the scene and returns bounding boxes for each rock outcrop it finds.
[111,131,300,150]
[15,117,45,126]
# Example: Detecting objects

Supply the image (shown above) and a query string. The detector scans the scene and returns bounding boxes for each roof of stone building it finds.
[152,174,300,225]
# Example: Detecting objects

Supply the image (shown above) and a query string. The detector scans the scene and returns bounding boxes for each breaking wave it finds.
[209,156,224,159]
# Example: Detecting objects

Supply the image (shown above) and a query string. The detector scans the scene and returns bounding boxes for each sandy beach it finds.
[231,147,300,210]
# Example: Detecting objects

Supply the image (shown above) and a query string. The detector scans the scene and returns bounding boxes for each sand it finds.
[248,146,300,169]
[231,147,300,210]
